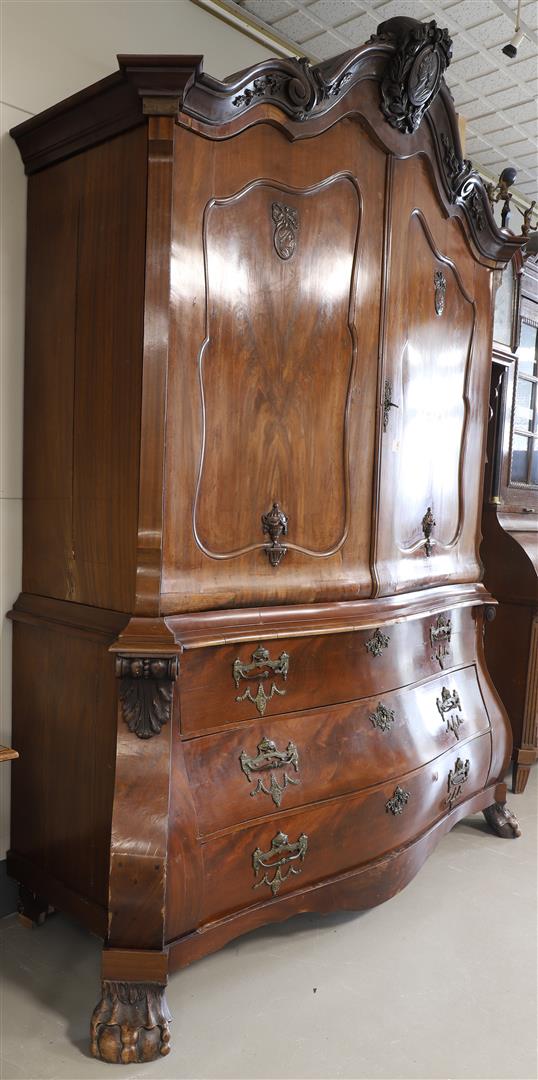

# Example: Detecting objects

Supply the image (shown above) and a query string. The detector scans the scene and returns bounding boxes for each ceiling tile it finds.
[448,53,496,80]
[303,30,346,58]
[443,1,501,30]
[335,11,379,45]
[374,0,435,21]
[272,10,324,41]
[465,70,517,95]
[241,0,296,23]
[304,0,363,27]
[501,100,538,123]
[468,112,509,134]
[507,55,538,83]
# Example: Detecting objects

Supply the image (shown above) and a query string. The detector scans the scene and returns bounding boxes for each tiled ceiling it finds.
[231,0,537,206]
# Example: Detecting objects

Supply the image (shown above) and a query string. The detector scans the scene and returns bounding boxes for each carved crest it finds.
[116,656,179,739]
[377,19,452,134]
[434,270,446,316]
[272,202,298,260]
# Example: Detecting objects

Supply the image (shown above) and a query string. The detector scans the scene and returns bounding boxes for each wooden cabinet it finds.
[8,18,524,1066]
[482,252,538,793]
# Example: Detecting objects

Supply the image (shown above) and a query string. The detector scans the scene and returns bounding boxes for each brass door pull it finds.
[240,736,299,807]
[447,757,470,808]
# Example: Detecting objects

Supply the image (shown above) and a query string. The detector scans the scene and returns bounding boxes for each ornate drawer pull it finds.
[365,628,390,657]
[252,830,308,896]
[436,686,464,739]
[233,644,290,717]
[447,757,470,808]
[430,613,452,668]
[240,736,299,808]
[370,703,395,732]
[386,786,410,815]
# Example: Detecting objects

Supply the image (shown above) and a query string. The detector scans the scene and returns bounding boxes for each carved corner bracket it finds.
[116,656,179,739]
[376,18,452,134]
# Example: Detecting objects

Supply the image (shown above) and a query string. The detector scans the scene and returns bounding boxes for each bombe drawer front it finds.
[184,665,490,835]
[197,731,491,923]
[179,608,475,736]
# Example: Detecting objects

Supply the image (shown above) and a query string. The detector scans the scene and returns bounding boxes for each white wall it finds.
[0,0,274,861]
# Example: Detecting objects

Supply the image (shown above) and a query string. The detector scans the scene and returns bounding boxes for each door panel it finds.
[163,117,385,613]
[375,156,490,595]
[194,176,359,558]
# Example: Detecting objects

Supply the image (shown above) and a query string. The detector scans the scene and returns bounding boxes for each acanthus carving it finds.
[376,18,452,134]
[228,56,355,122]
[116,656,179,740]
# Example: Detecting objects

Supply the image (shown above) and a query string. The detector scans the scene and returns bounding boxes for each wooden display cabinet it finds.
[8,17,524,1065]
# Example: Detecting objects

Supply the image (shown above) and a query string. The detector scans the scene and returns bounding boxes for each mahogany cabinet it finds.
[482,251,538,792]
[8,17,524,1065]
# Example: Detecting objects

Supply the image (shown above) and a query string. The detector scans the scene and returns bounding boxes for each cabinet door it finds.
[162,117,385,613]
[374,157,490,596]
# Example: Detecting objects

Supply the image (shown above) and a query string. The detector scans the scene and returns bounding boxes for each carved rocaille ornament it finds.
[376,18,452,134]
[90,981,171,1064]
[227,55,355,122]
[116,656,179,739]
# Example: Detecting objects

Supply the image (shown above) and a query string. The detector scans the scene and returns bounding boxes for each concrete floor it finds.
[1,772,537,1080]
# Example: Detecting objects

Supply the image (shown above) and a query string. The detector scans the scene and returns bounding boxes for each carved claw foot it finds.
[483,802,521,839]
[90,981,172,1064]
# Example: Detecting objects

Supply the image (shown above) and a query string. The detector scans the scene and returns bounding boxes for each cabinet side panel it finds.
[9,617,120,912]
[22,126,147,611]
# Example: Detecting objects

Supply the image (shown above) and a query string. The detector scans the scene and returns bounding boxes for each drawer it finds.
[179,607,476,736]
[199,731,492,923]
[184,665,489,835]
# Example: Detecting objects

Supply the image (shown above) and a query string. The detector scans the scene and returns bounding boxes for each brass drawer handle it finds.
[447,757,470,808]
[233,644,290,717]
[436,686,464,739]
[240,736,300,808]
[386,786,410,815]
[252,830,308,896]
[430,613,452,668]
[370,703,395,732]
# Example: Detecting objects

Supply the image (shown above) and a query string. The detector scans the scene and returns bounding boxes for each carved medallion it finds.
[116,656,179,739]
[261,502,288,566]
[272,202,298,260]
[434,270,446,316]
[386,785,410,816]
[370,703,396,732]
[365,628,390,657]
[378,19,452,134]
[252,831,308,895]
[422,506,436,557]
[430,613,452,668]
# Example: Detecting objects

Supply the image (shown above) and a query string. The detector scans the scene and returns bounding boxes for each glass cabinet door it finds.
[510,320,538,489]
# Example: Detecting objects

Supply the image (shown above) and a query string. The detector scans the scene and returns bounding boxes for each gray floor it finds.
[1,772,537,1080]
